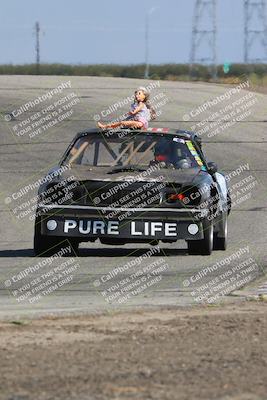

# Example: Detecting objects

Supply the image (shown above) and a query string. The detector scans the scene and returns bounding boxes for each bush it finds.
[0,63,266,84]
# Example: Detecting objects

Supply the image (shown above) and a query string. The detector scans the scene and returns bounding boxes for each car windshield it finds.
[64,132,206,170]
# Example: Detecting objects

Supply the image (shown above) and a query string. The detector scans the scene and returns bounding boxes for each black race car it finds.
[34,127,231,256]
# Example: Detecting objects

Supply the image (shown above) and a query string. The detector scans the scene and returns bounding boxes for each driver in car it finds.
[151,138,191,169]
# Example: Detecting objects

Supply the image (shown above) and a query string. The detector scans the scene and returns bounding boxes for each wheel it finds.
[213,213,228,251]
[227,193,231,215]
[33,217,79,256]
[188,218,214,255]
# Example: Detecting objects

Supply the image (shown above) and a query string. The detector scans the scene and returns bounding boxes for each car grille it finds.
[84,181,163,208]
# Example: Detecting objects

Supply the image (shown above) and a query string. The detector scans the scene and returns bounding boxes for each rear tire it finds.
[188,218,213,255]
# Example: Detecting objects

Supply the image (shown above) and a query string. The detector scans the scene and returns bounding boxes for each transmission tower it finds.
[35,21,40,73]
[244,0,267,62]
[190,0,217,78]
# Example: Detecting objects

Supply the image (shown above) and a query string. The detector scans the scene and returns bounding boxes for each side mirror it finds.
[207,161,218,174]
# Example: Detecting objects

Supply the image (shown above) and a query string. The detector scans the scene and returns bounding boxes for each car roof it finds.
[74,127,198,141]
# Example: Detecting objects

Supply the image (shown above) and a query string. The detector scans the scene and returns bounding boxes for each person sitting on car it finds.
[97,87,156,131]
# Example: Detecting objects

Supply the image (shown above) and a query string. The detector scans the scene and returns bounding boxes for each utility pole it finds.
[190,0,217,79]
[244,0,267,63]
[144,13,149,79]
[35,21,40,74]
[144,7,157,79]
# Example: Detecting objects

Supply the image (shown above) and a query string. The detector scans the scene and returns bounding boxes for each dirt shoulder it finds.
[0,302,266,400]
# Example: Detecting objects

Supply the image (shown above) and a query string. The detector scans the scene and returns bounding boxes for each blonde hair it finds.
[135,87,156,120]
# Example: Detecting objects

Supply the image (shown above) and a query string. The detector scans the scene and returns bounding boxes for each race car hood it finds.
[60,165,209,186]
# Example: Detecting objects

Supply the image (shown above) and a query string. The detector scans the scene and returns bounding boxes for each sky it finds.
[0,0,263,65]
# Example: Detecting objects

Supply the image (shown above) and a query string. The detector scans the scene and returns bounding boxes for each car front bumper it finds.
[38,204,208,241]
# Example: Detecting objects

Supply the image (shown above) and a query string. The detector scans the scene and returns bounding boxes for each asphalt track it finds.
[0,75,266,319]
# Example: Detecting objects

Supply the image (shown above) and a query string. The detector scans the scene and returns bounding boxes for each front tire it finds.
[188,218,214,255]
[213,214,227,251]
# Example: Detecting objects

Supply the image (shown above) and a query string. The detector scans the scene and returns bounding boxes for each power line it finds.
[144,13,149,79]
[190,0,217,79]
[144,8,157,79]
[244,0,267,63]
[35,21,40,73]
